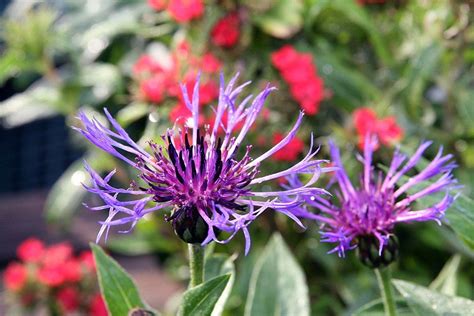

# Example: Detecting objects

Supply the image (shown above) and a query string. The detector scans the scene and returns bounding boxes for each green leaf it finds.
[204,254,235,316]
[429,255,461,296]
[0,80,60,128]
[91,244,154,316]
[204,254,235,281]
[445,195,474,250]
[179,274,232,316]
[415,193,474,251]
[117,103,151,127]
[393,279,474,316]
[252,0,303,38]
[330,0,392,65]
[244,233,310,316]
[352,297,411,316]
[313,46,381,110]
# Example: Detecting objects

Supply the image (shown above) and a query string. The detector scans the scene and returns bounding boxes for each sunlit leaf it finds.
[91,244,157,316]
[429,255,461,296]
[179,274,232,316]
[253,0,303,38]
[244,233,310,316]
[393,279,474,315]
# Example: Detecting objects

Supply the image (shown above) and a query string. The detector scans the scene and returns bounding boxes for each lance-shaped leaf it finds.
[244,233,310,316]
[393,279,474,316]
[91,244,155,316]
[179,274,232,316]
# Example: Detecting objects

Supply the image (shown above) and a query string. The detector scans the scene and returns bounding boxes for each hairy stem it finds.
[188,244,205,288]
[375,267,397,316]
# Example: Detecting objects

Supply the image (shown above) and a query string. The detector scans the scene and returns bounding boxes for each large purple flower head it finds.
[287,136,457,266]
[75,73,327,254]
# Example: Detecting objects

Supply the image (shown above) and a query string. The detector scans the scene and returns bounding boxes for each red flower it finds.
[272,45,325,115]
[148,0,167,11]
[271,45,300,70]
[354,108,377,133]
[272,133,305,162]
[17,238,45,263]
[79,251,96,272]
[89,294,108,316]
[42,243,73,267]
[63,259,82,283]
[56,287,79,312]
[200,53,222,73]
[3,262,28,291]
[207,110,246,134]
[211,12,240,48]
[140,75,166,104]
[199,80,219,105]
[38,265,65,287]
[353,107,403,149]
[167,0,204,23]
[169,103,192,124]
[376,116,403,144]
[133,54,163,77]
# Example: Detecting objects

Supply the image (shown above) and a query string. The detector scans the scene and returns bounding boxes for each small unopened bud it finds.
[171,205,209,244]
[357,235,399,268]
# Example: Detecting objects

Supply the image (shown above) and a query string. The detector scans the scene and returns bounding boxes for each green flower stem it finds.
[375,267,397,316]
[188,244,205,288]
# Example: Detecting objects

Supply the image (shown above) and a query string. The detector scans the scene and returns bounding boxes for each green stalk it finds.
[188,244,205,288]
[375,268,397,316]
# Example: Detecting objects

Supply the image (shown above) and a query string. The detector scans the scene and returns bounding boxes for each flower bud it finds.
[171,205,209,244]
[357,235,399,268]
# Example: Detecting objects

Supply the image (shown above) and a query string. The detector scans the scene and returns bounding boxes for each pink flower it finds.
[272,45,325,115]
[17,238,45,263]
[3,262,27,291]
[132,54,163,77]
[169,103,192,124]
[353,107,403,149]
[140,75,166,104]
[62,259,82,283]
[79,251,96,272]
[37,265,65,287]
[148,0,167,11]
[271,45,300,69]
[167,0,204,23]
[272,132,305,161]
[89,294,108,316]
[42,243,73,267]
[200,53,222,73]
[56,287,79,312]
[211,12,240,48]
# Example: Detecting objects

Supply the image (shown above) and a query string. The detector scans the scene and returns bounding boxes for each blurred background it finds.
[0,0,473,315]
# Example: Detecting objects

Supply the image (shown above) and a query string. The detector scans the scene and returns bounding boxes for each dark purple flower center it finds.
[340,187,397,237]
[137,129,257,243]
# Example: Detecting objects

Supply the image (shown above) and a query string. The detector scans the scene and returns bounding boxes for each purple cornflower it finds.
[75,73,327,254]
[286,136,457,263]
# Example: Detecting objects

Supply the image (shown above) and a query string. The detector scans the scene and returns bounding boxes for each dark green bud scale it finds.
[357,235,399,268]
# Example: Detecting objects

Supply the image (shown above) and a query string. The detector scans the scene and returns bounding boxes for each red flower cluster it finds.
[353,107,403,150]
[2,238,106,316]
[211,12,240,48]
[272,132,305,162]
[148,0,204,23]
[271,45,325,115]
[132,42,222,125]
